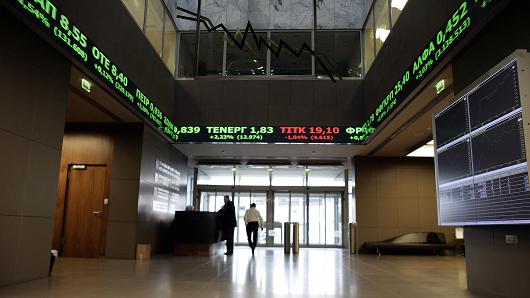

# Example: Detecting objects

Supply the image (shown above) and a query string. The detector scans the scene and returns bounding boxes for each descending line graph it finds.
[176,6,341,82]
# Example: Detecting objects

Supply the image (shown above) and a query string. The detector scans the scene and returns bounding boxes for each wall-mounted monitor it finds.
[433,51,530,226]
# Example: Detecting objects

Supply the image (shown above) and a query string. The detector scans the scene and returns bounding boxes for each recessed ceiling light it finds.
[407,140,434,157]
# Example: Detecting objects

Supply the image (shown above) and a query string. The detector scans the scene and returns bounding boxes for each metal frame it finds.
[433,50,530,227]
[121,0,179,76]
[197,184,346,248]
[177,27,362,79]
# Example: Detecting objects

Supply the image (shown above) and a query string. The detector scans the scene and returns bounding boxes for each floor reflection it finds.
[0,247,485,298]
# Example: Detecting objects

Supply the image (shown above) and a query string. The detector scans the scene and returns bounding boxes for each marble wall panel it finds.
[292,0,313,29]
[335,0,363,28]
[227,0,249,29]
[203,0,227,27]
[270,0,292,29]
[174,0,367,30]
[316,0,335,29]
[249,0,271,29]
[175,0,198,30]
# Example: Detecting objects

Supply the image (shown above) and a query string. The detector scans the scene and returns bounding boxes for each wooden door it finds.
[62,165,107,257]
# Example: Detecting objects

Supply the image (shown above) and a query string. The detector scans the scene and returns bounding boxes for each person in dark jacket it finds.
[218,195,237,255]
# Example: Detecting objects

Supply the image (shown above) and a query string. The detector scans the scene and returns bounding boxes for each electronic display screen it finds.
[471,115,526,175]
[357,0,506,142]
[435,98,469,147]
[468,62,520,130]
[437,141,472,184]
[171,126,370,143]
[473,169,530,223]
[434,57,530,226]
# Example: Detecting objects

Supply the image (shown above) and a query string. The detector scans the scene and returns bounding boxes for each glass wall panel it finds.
[197,165,234,185]
[235,192,251,243]
[235,165,270,186]
[308,193,342,245]
[270,32,312,76]
[252,192,268,245]
[374,0,391,54]
[390,0,408,27]
[308,166,345,187]
[326,193,342,245]
[198,32,224,76]
[271,166,306,186]
[235,192,268,244]
[226,32,267,76]
[363,9,375,72]
[145,0,165,56]
[273,192,290,245]
[178,33,196,77]
[162,11,177,74]
[308,193,326,245]
[316,31,362,78]
[179,32,224,77]
[290,193,307,245]
[121,0,146,29]
[199,191,231,212]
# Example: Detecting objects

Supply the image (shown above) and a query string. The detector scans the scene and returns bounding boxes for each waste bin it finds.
[292,222,299,254]
[283,222,291,253]
[283,222,300,254]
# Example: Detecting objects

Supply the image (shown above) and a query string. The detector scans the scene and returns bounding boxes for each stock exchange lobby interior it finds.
[1,0,530,297]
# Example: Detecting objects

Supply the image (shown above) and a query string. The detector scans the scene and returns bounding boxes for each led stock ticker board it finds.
[358,0,503,141]
[173,126,374,143]
[9,0,370,144]
[11,0,180,142]
[9,0,502,144]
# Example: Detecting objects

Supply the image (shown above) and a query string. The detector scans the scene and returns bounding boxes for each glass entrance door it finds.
[272,192,307,245]
[235,192,267,245]
[308,193,342,246]
[199,191,231,212]
[199,189,343,247]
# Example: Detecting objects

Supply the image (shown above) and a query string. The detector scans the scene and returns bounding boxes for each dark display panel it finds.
[437,141,472,184]
[434,58,530,226]
[471,115,526,175]
[172,126,369,143]
[438,183,476,224]
[438,169,530,225]
[474,171,530,222]
[468,62,520,130]
[435,98,469,147]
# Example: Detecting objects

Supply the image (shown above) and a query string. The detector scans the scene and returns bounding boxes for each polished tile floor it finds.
[0,248,486,298]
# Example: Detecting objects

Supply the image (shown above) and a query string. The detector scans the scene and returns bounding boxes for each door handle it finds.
[92,211,102,217]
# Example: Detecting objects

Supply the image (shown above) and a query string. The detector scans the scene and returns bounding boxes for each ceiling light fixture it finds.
[407,139,434,157]
[391,0,408,11]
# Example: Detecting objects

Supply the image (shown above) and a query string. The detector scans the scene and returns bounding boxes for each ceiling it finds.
[175,143,364,164]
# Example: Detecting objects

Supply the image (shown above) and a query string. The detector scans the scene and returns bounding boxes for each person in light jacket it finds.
[244,203,264,255]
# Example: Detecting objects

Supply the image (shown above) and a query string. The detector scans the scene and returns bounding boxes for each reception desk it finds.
[172,211,223,256]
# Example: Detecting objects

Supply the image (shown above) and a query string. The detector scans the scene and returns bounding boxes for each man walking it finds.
[244,203,263,255]
[218,195,237,255]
